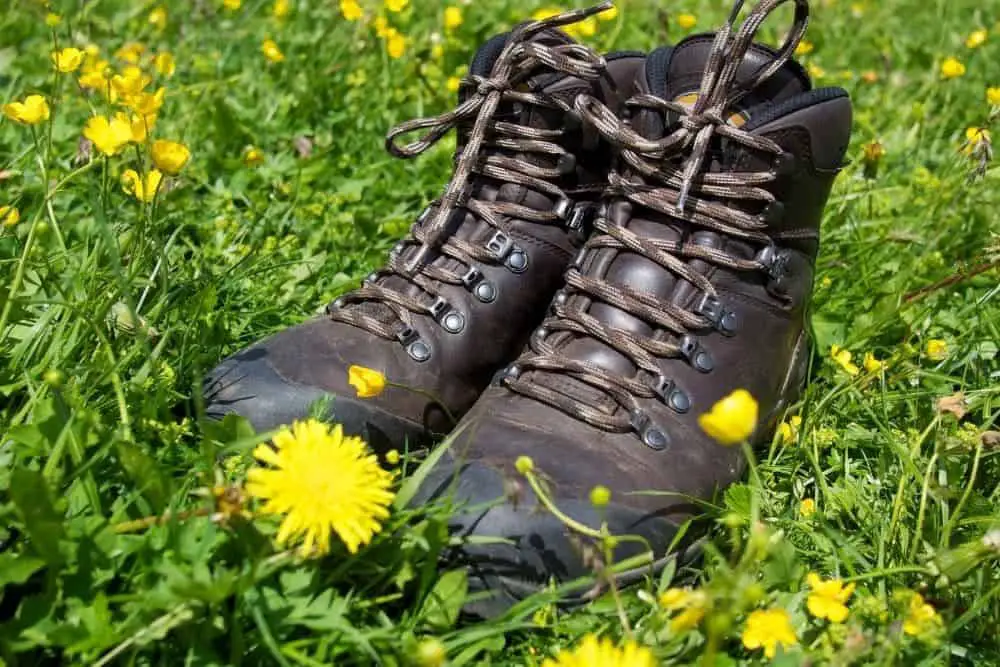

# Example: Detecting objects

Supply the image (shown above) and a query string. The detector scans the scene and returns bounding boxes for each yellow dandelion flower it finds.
[742,608,798,659]
[51,47,84,73]
[830,345,860,376]
[443,6,462,30]
[903,592,942,637]
[115,42,146,64]
[83,115,133,156]
[925,339,948,361]
[273,0,290,19]
[148,6,167,29]
[247,419,396,555]
[777,415,802,444]
[154,52,176,77]
[697,389,758,446]
[121,168,164,203]
[151,139,191,175]
[446,76,462,92]
[384,0,408,13]
[940,57,966,79]
[348,365,386,398]
[795,39,814,56]
[808,63,826,79]
[386,29,406,59]
[223,0,242,9]
[2,94,50,125]
[45,12,62,26]
[541,634,656,667]
[676,13,697,30]
[799,498,816,518]
[806,573,855,623]
[243,145,265,166]
[262,38,285,63]
[0,205,20,227]
[599,5,618,21]
[966,29,987,49]
[863,351,885,373]
[659,587,708,632]
[341,0,363,21]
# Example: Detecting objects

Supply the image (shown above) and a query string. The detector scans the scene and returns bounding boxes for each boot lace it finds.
[503,0,810,438]
[328,3,617,347]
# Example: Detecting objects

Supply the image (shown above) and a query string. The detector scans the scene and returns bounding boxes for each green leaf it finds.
[115,441,173,513]
[418,569,467,631]
[10,467,65,566]
[0,552,45,588]
[810,313,847,352]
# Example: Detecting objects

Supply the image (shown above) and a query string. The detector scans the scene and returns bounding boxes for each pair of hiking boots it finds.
[205,0,851,615]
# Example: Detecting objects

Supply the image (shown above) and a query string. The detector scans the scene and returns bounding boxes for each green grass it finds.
[2,0,999,664]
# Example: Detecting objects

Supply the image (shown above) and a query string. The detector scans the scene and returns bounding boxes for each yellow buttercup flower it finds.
[925,339,948,361]
[247,419,396,555]
[148,6,167,29]
[121,168,164,203]
[431,43,444,59]
[446,76,461,93]
[863,351,885,373]
[830,345,860,376]
[808,63,826,79]
[384,0,408,13]
[443,6,462,31]
[243,145,265,166]
[795,39,814,55]
[51,47,84,73]
[677,13,697,30]
[659,587,708,632]
[902,592,942,637]
[806,573,855,623]
[112,66,151,98]
[988,87,1000,106]
[151,139,191,174]
[83,115,133,156]
[966,29,987,49]
[742,608,798,659]
[541,634,656,667]
[223,0,242,9]
[262,39,285,63]
[0,205,20,227]
[348,365,387,398]
[940,57,966,79]
[386,29,406,59]
[963,126,991,155]
[777,415,802,444]
[799,498,816,517]
[341,0,363,21]
[698,389,758,446]
[79,58,111,92]
[45,12,62,26]
[153,52,176,77]
[273,0,290,19]
[114,111,155,143]
[127,88,166,116]
[373,15,390,35]
[2,94,50,125]
[115,42,146,64]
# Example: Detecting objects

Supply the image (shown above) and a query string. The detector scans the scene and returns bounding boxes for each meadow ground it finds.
[2,0,1000,664]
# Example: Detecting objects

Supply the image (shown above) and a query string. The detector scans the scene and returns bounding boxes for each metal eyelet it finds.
[679,334,714,373]
[501,364,522,384]
[759,201,785,225]
[474,281,497,303]
[771,152,797,177]
[486,231,513,259]
[407,340,431,362]
[630,409,669,451]
[428,296,450,320]
[326,297,346,314]
[557,154,577,175]
[460,267,482,289]
[362,272,379,286]
[506,248,529,273]
[756,245,793,296]
[395,326,419,346]
[441,311,465,334]
[695,294,739,336]
[651,376,690,414]
[552,197,573,221]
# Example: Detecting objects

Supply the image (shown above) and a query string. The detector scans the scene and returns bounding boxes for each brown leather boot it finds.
[416,0,852,616]
[203,5,645,451]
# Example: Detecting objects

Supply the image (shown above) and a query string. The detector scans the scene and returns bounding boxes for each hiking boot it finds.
[416,0,853,616]
[203,4,645,452]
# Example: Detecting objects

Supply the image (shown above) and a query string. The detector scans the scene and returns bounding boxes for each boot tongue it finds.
[654,35,810,125]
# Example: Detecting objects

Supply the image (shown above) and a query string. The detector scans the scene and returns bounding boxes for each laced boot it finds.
[203,4,644,451]
[415,0,852,616]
